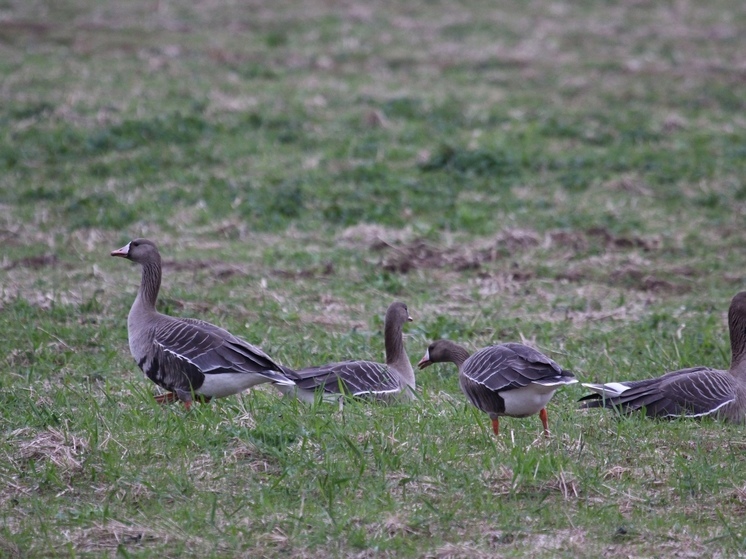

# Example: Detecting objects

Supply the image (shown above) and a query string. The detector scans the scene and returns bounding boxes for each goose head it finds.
[386,301,413,327]
[417,339,466,369]
[111,238,161,265]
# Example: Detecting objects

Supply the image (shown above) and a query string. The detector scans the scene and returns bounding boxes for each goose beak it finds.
[111,242,131,258]
[417,349,432,369]
[407,314,413,322]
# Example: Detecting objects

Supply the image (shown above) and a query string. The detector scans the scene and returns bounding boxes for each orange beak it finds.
[417,349,432,370]
[111,242,130,258]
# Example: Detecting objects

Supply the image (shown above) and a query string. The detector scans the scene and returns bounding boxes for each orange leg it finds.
[155,392,211,410]
[154,392,179,405]
[491,418,500,436]
[181,395,211,410]
[539,408,549,437]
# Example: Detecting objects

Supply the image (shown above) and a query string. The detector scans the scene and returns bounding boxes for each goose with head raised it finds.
[580,291,746,422]
[111,238,295,409]
[418,339,576,436]
[280,301,415,402]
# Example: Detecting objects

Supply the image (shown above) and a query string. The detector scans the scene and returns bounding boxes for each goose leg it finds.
[491,418,500,436]
[154,392,179,405]
[539,408,549,437]
[174,388,194,410]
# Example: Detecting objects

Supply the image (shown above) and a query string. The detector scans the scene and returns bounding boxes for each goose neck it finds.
[384,318,405,365]
[448,344,471,369]
[384,317,414,386]
[135,260,161,312]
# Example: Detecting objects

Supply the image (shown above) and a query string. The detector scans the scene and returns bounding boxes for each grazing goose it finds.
[111,238,295,409]
[418,340,577,436]
[280,302,415,402]
[580,291,746,422]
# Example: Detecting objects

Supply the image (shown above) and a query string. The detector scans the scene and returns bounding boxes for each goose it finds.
[418,340,576,436]
[580,291,746,422]
[279,302,415,402]
[111,238,295,409]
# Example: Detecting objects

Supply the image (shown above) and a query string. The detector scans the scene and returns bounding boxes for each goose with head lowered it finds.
[580,291,746,422]
[111,238,295,409]
[418,340,576,436]
[279,302,415,403]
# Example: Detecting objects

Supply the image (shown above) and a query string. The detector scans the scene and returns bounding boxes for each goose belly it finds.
[502,384,558,417]
[279,385,340,404]
[197,372,275,398]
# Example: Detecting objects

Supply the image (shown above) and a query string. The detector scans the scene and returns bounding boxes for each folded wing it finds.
[463,343,574,391]
[291,360,401,396]
[580,367,735,418]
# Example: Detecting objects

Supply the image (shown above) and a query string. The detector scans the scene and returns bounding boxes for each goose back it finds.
[461,343,574,392]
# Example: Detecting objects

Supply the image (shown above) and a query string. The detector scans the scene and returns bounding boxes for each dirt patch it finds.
[2,254,60,270]
[271,262,335,280]
[587,227,660,252]
[375,227,662,275]
[609,266,690,294]
[380,240,482,273]
[549,230,588,251]
[0,20,53,36]
[495,228,542,250]
[63,520,165,553]
[336,223,414,251]
[0,537,22,559]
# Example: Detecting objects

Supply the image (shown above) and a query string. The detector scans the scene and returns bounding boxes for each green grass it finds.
[3,0,746,556]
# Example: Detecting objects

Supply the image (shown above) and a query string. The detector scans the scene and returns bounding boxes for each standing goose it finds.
[280,302,415,402]
[111,238,295,409]
[580,291,746,422]
[418,340,576,436]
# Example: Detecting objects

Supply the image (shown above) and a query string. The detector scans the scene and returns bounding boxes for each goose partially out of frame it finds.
[580,292,746,422]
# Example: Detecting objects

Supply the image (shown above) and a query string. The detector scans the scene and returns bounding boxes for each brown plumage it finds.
[280,302,415,403]
[580,292,746,422]
[111,238,295,409]
[418,340,576,436]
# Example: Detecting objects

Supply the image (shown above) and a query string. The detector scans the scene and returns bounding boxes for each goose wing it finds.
[153,317,293,385]
[462,343,573,392]
[580,367,736,418]
[292,360,401,396]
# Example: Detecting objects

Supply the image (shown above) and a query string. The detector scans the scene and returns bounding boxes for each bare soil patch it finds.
[2,254,60,270]
[375,227,661,277]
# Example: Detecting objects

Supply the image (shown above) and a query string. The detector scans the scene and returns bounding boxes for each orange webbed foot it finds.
[539,408,549,438]
[491,418,500,437]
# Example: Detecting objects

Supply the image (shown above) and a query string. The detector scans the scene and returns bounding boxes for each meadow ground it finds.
[2,0,746,557]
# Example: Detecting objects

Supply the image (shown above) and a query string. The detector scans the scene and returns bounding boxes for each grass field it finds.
[3,0,746,557]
